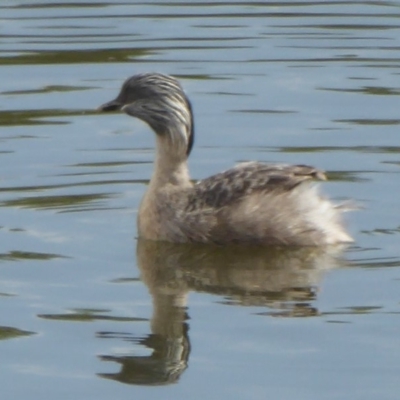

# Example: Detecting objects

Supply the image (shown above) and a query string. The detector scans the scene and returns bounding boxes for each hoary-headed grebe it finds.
[99,73,353,246]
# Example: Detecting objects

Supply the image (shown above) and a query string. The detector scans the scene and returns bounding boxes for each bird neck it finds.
[150,129,192,188]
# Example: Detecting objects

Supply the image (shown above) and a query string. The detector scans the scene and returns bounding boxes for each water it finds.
[1,1,400,399]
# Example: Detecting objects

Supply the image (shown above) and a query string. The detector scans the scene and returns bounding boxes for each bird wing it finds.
[187,161,326,210]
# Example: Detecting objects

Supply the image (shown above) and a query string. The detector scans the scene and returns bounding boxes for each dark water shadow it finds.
[0,108,98,127]
[38,308,148,323]
[0,250,66,262]
[0,326,35,341]
[0,48,152,66]
[97,239,347,386]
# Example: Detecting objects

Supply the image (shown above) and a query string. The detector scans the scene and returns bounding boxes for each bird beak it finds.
[97,99,123,112]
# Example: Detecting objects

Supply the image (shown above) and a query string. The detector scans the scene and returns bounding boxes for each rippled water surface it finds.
[1,1,400,399]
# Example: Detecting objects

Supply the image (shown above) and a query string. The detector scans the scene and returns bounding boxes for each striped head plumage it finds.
[99,73,194,156]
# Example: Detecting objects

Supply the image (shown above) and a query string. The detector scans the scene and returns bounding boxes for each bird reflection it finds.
[98,240,347,386]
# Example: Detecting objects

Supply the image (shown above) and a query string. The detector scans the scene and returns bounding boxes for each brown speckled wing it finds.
[187,161,326,210]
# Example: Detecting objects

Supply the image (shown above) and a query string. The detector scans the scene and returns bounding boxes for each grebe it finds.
[99,73,352,246]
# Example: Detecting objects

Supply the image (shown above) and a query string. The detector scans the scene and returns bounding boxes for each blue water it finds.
[1,1,400,399]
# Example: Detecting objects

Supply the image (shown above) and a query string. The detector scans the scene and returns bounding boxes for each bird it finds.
[98,72,353,246]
